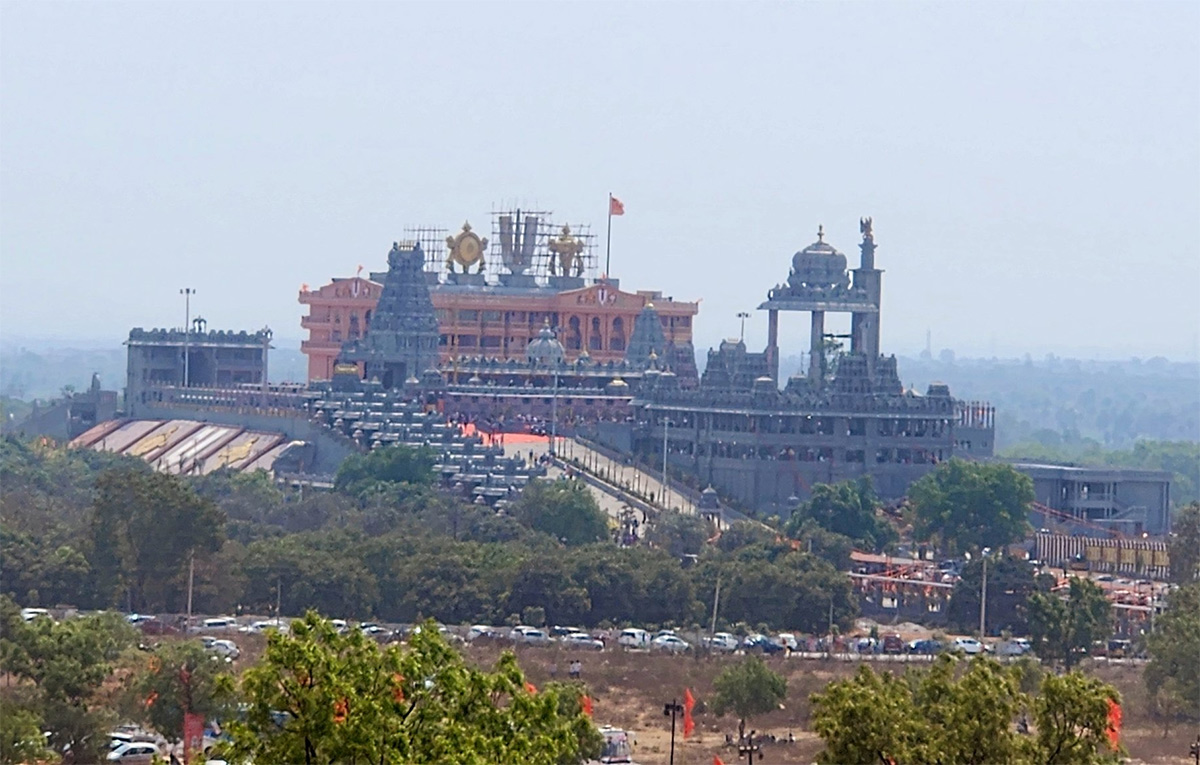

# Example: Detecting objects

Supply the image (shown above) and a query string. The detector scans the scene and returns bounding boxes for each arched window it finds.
[567,316,582,350]
[590,317,603,350]
[348,314,360,340]
[611,317,626,352]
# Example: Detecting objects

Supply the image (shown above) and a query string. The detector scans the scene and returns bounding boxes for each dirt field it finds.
[462,643,1198,765]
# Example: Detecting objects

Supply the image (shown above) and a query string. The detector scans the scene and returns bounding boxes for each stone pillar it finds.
[767,309,780,382]
[809,310,825,383]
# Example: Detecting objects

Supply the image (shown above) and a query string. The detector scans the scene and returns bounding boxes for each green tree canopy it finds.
[0,596,136,762]
[511,480,610,546]
[334,444,435,498]
[947,556,1053,637]
[710,655,787,730]
[90,467,225,611]
[811,655,1121,765]
[1168,502,1200,584]
[784,477,898,553]
[228,613,599,765]
[127,640,236,743]
[1026,577,1112,669]
[1144,582,1200,731]
[908,459,1033,554]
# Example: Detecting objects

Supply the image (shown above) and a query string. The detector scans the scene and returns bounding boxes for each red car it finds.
[882,634,905,654]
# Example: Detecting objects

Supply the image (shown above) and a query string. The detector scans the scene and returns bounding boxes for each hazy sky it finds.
[2,1,1197,361]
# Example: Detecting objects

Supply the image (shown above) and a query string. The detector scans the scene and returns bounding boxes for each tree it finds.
[228,614,597,765]
[710,655,787,732]
[1027,577,1112,669]
[334,444,435,498]
[0,596,136,762]
[1144,583,1200,732]
[1168,502,1200,583]
[511,480,609,546]
[0,697,52,765]
[784,477,897,553]
[90,468,225,611]
[811,655,1121,765]
[908,459,1033,555]
[128,640,235,744]
[644,511,709,558]
[1033,672,1122,764]
[947,556,1051,636]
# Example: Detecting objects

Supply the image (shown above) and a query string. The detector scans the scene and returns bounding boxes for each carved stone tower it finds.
[339,241,440,388]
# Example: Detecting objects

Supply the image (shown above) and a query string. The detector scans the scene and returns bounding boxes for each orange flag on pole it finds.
[525,681,538,695]
[683,688,696,738]
[1106,698,1122,749]
[581,694,593,717]
[609,195,625,216]
[713,757,726,765]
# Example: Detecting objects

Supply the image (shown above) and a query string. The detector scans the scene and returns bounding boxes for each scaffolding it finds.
[404,226,450,276]
[409,209,598,284]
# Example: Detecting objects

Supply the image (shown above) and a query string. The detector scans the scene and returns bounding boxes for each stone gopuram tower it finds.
[339,241,440,388]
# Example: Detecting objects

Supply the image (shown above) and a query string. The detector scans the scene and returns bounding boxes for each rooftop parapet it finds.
[128,327,273,346]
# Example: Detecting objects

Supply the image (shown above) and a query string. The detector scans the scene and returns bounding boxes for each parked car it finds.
[996,638,1032,656]
[651,634,691,653]
[199,617,238,632]
[773,633,799,651]
[106,742,160,763]
[743,634,785,655]
[704,632,740,652]
[1106,639,1132,658]
[951,637,983,655]
[509,627,552,646]
[550,625,585,638]
[907,638,943,655]
[467,625,497,642]
[882,634,905,654]
[206,639,241,660]
[562,632,605,651]
[617,628,650,649]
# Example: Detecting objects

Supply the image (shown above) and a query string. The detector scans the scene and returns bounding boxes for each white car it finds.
[467,625,497,641]
[952,637,983,655]
[773,633,799,651]
[617,628,650,649]
[198,617,238,632]
[20,608,51,622]
[651,634,691,653]
[562,632,605,651]
[996,638,1032,656]
[206,639,241,660]
[704,632,739,652]
[107,742,160,763]
[514,628,552,646]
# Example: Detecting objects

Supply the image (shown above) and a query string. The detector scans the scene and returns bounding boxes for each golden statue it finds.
[547,224,585,277]
[445,221,488,274]
[215,435,260,467]
[128,425,180,457]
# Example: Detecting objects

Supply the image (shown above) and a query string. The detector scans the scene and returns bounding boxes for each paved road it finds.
[502,439,639,525]
[554,438,697,515]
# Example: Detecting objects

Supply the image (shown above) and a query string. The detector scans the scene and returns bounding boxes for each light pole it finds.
[738,729,761,763]
[979,547,992,640]
[550,362,559,458]
[737,311,750,342]
[661,413,671,510]
[180,288,195,387]
[663,700,683,765]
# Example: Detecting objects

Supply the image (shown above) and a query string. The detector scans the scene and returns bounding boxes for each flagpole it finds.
[605,193,613,278]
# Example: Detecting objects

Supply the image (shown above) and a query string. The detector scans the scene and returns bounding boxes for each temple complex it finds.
[299,213,698,383]
[596,219,998,508]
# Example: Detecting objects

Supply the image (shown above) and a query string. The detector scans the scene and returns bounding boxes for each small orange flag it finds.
[609,195,625,216]
[683,688,695,738]
[714,756,726,765]
[525,682,538,695]
[1106,698,1122,749]
[581,695,593,717]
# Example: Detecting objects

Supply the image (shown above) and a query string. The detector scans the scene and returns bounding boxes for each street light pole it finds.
[661,414,670,510]
[180,288,195,387]
[737,311,750,342]
[550,363,559,458]
[663,700,683,765]
[979,549,991,639]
